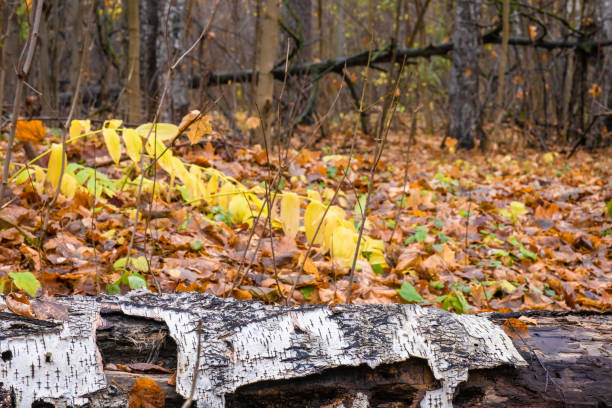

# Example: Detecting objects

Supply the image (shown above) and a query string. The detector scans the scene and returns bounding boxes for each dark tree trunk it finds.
[142,0,160,119]
[447,0,482,149]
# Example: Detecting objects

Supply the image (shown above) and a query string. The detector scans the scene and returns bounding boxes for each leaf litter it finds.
[0,114,610,314]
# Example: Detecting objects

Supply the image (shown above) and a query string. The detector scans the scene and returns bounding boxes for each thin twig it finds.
[0,0,43,206]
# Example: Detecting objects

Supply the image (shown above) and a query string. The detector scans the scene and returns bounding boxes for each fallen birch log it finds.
[0,292,610,407]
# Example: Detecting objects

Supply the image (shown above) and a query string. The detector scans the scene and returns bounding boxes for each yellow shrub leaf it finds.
[145,137,173,174]
[307,189,322,202]
[322,206,346,252]
[304,200,325,245]
[218,182,235,210]
[331,226,357,261]
[280,192,300,238]
[103,128,122,165]
[104,119,123,129]
[69,120,91,139]
[206,173,219,196]
[229,194,251,224]
[136,123,179,141]
[46,143,65,188]
[123,129,142,164]
[60,173,77,199]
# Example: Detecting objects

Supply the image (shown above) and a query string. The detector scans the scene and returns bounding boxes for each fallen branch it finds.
[205,33,612,86]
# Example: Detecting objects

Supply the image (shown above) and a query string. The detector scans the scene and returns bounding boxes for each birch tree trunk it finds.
[254,0,279,147]
[447,0,482,149]
[2,293,611,408]
[157,0,188,123]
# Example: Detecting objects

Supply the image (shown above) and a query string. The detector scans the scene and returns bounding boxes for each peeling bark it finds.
[2,293,608,408]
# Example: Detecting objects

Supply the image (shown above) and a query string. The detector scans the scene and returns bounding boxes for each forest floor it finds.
[0,116,611,313]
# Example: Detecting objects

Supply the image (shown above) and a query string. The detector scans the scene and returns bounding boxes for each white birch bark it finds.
[0,292,525,408]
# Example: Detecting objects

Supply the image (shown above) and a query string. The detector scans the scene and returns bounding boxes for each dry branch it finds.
[205,34,612,86]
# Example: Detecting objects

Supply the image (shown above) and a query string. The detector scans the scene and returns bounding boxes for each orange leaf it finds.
[128,377,165,408]
[15,119,46,143]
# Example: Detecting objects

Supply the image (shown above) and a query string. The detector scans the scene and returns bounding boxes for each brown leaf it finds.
[31,298,69,321]
[6,293,35,318]
[127,363,173,374]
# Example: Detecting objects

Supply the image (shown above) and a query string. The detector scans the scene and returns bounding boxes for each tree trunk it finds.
[157,0,188,122]
[447,0,482,149]
[254,0,279,147]
[1,294,611,408]
[125,0,142,123]
[597,0,612,138]
[142,0,160,119]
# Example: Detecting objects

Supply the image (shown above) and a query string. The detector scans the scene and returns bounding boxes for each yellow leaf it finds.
[304,200,325,245]
[218,182,235,210]
[60,173,77,199]
[145,137,173,174]
[104,119,123,129]
[69,120,91,139]
[323,206,346,252]
[245,116,261,130]
[280,192,300,238]
[229,193,251,224]
[509,201,527,218]
[542,152,554,165]
[15,120,45,143]
[206,173,219,196]
[307,189,322,202]
[362,237,387,267]
[123,129,142,164]
[135,123,179,141]
[171,157,189,183]
[47,143,65,188]
[331,226,357,261]
[103,128,122,165]
[189,166,208,201]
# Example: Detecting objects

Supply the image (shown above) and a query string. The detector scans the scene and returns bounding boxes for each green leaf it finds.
[519,246,537,261]
[606,201,612,218]
[106,282,120,295]
[430,280,444,289]
[127,273,147,290]
[9,271,40,297]
[113,257,127,270]
[508,236,520,246]
[354,194,367,217]
[397,282,424,303]
[190,240,203,251]
[299,285,315,300]
[371,263,383,275]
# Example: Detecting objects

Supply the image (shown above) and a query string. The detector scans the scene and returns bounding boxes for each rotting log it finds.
[0,293,610,408]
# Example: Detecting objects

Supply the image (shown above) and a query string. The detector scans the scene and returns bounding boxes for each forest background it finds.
[0,0,610,313]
